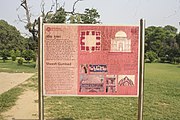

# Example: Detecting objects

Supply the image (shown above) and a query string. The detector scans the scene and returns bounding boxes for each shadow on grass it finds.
[47,118,74,120]
[12,118,74,120]
[53,118,74,120]
[22,63,36,68]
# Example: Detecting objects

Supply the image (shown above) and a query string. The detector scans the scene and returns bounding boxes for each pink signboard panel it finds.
[43,24,139,96]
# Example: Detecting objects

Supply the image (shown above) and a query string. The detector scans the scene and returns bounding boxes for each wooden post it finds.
[38,17,44,120]
[138,19,145,120]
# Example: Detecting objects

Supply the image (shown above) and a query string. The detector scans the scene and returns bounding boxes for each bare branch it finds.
[55,0,58,12]
[41,0,45,16]
[72,0,83,14]
[16,5,21,11]
[63,0,84,15]
[20,0,31,24]
[43,3,55,21]
[62,2,65,8]
[17,15,28,24]
[20,0,27,10]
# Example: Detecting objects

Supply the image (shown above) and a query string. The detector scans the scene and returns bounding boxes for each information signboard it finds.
[43,24,140,96]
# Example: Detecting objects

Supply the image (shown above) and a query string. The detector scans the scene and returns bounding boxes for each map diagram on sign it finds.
[80,30,101,52]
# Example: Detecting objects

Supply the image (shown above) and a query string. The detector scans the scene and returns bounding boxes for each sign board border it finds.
[42,23,141,97]
[38,18,145,120]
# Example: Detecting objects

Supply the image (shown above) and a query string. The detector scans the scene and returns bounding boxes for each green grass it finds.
[0,87,24,119]
[143,63,180,120]
[45,97,138,120]
[20,73,38,91]
[0,59,36,73]
[0,87,23,113]
[0,63,179,119]
[44,63,180,120]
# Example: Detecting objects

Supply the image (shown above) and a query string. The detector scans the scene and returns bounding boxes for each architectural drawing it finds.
[111,31,131,52]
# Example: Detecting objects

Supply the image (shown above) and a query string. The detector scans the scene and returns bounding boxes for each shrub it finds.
[9,50,18,61]
[160,57,166,63]
[11,55,16,61]
[177,57,180,64]
[145,51,158,63]
[145,59,151,63]
[32,52,36,62]
[18,58,23,65]
[173,57,180,64]
[15,50,21,57]
[22,50,34,63]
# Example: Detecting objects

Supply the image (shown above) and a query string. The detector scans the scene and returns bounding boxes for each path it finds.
[2,90,38,120]
[0,72,38,120]
[0,72,34,94]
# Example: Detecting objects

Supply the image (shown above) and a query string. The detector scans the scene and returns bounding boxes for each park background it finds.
[0,0,180,119]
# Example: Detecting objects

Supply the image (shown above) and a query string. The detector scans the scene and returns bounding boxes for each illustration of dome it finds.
[110,30,131,52]
[115,31,127,38]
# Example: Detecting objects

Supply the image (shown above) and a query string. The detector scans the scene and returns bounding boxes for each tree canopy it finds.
[44,7,100,24]
[0,20,26,51]
[145,25,180,63]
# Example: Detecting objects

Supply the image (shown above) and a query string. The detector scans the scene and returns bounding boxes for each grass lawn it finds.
[143,63,180,120]
[0,63,179,119]
[44,63,180,120]
[0,59,36,73]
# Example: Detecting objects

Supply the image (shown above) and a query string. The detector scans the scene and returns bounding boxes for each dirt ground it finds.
[0,72,38,120]
[2,90,38,120]
[0,72,34,94]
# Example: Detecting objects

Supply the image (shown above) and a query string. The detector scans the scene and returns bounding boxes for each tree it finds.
[9,50,17,61]
[43,4,100,24]
[19,0,101,38]
[24,37,38,51]
[22,49,35,63]
[166,42,180,63]
[81,8,100,24]
[145,25,179,63]
[145,26,165,56]
[19,0,101,68]
[176,32,180,48]
[164,25,177,34]
[0,20,27,51]
[46,7,67,23]
[0,49,10,62]
[145,51,158,63]
[9,49,21,61]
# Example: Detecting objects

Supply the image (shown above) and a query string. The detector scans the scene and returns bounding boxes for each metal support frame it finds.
[37,18,145,120]
[138,19,145,120]
[38,17,44,120]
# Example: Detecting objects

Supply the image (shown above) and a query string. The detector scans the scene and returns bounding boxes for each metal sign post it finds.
[138,19,145,120]
[38,17,44,120]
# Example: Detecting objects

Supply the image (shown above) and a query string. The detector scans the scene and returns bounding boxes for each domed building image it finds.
[110,31,131,52]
